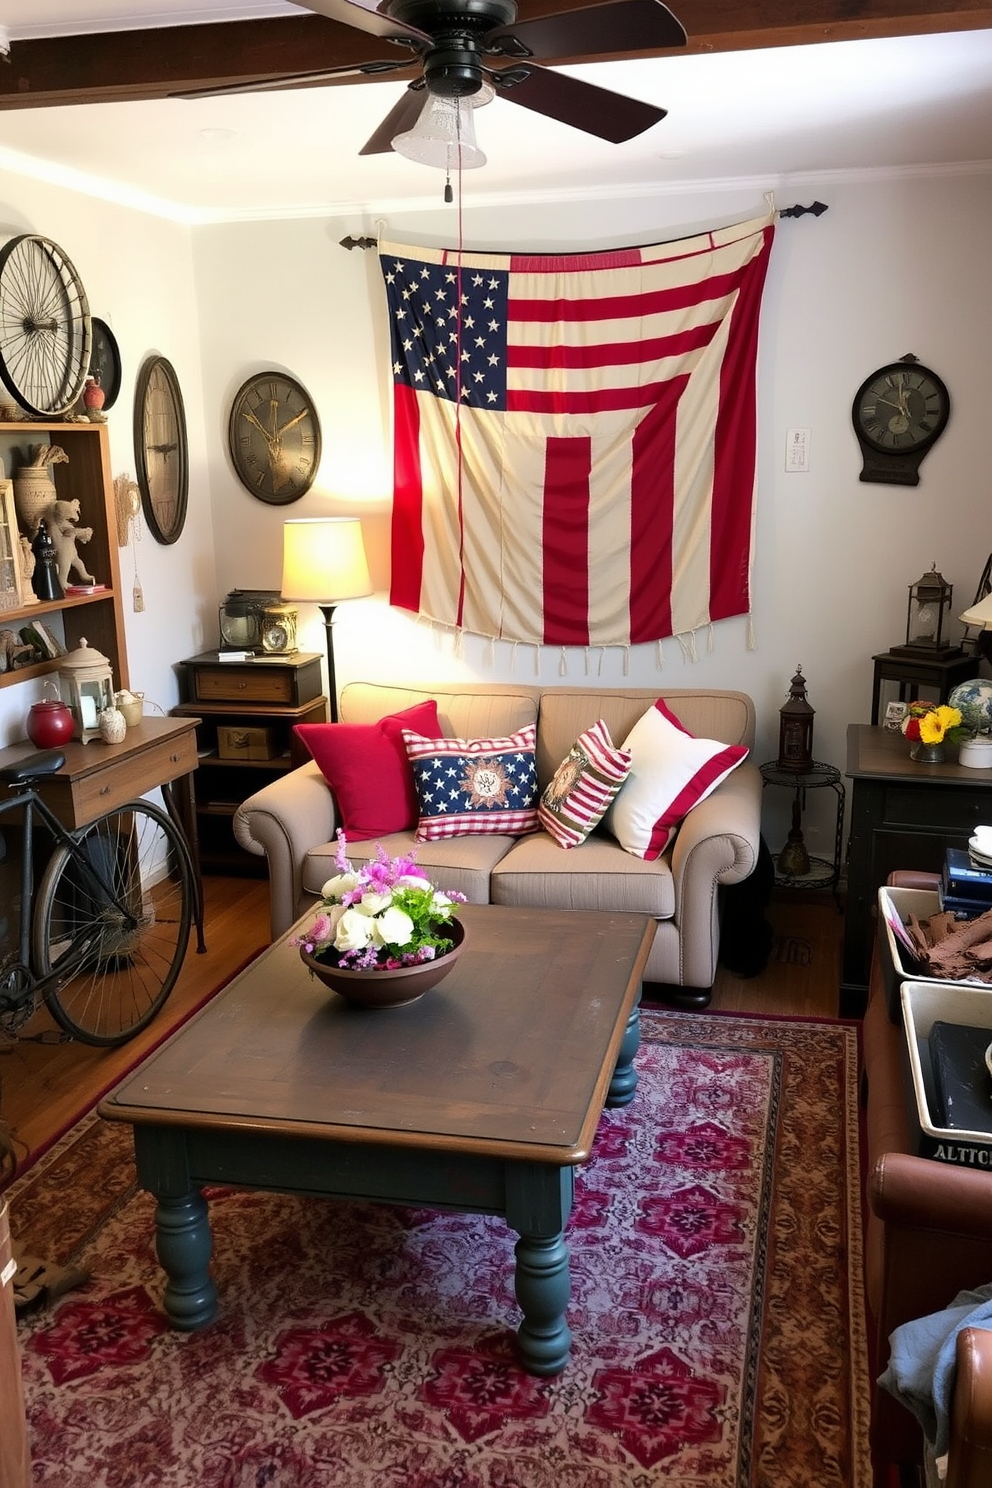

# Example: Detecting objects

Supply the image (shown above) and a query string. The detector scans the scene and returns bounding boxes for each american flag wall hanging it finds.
[381,212,775,651]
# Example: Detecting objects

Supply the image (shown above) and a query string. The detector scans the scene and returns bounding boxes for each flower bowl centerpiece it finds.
[292,834,466,1009]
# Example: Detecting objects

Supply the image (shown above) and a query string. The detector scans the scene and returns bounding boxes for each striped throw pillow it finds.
[538,719,632,849]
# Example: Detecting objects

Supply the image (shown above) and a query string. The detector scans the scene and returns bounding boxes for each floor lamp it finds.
[281,518,372,722]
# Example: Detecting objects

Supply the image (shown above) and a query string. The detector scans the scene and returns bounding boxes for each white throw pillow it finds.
[604,699,748,861]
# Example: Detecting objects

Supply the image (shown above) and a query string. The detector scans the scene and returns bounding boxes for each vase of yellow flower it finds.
[900,701,964,764]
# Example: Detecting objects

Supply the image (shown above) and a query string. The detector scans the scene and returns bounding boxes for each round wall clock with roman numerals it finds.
[228,371,321,505]
[852,353,950,486]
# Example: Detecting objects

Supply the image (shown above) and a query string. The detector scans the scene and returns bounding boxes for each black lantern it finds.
[896,564,954,654]
[777,666,815,773]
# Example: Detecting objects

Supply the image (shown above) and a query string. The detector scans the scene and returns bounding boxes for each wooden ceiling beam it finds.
[0,1,989,109]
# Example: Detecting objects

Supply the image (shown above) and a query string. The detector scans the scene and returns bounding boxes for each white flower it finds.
[334,907,376,953]
[372,906,415,949]
[431,890,454,914]
[396,871,431,889]
[360,890,394,915]
[321,871,361,902]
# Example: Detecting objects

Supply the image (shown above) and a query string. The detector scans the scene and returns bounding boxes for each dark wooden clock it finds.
[134,354,189,545]
[228,371,321,504]
[852,354,950,486]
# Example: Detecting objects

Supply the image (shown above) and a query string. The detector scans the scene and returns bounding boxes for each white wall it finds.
[0,163,988,863]
[191,167,992,857]
[0,170,213,749]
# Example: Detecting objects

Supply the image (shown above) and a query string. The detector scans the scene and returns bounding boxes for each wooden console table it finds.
[0,716,205,953]
[841,723,992,1015]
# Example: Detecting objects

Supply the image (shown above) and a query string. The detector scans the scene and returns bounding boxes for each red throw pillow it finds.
[294,700,440,839]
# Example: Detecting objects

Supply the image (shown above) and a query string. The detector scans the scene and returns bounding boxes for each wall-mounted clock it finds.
[852,353,950,486]
[88,317,122,410]
[134,354,189,545]
[228,371,321,505]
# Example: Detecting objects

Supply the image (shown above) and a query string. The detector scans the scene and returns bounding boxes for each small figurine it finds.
[0,628,34,673]
[48,499,95,588]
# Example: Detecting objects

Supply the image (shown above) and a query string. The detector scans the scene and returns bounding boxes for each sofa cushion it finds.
[302,830,516,906]
[294,699,440,838]
[403,725,539,841]
[604,698,749,861]
[538,719,632,849]
[491,831,675,918]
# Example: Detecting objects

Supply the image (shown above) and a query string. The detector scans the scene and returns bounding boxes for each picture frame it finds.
[0,478,29,610]
[884,700,909,731]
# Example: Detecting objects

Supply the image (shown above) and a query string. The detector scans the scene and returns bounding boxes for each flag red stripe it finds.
[508,382,680,415]
[389,384,426,614]
[508,267,750,326]
[542,437,591,645]
[628,382,685,643]
[709,225,773,621]
[507,321,718,372]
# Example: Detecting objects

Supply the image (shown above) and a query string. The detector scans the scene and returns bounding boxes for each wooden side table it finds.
[841,723,992,1015]
[0,716,205,953]
[173,653,328,875]
[870,648,975,725]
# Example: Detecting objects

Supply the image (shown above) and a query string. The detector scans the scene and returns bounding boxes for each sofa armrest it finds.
[948,1327,992,1488]
[668,760,762,987]
[233,761,338,940]
[870,1152,992,1240]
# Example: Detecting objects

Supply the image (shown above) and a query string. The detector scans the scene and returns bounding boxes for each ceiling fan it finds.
[180,0,687,152]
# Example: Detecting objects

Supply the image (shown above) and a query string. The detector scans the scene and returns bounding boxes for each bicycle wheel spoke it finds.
[0,234,90,414]
[34,801,193,1046]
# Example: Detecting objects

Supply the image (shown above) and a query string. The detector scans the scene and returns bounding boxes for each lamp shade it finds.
[281,518,372,605]
[960,593,992,629]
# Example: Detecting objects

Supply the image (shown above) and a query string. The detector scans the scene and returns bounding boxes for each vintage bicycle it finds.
[0,747,194,1050]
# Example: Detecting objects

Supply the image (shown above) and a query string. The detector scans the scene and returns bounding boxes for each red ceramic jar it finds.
[27,698,75,748]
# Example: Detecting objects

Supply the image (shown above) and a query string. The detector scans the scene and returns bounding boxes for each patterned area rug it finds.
[9,1009,870,1487]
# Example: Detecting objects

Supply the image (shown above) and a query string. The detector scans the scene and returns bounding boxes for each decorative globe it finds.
[948,678,992,735]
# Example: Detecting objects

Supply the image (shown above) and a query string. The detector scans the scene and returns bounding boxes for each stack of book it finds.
[942,847,992,917]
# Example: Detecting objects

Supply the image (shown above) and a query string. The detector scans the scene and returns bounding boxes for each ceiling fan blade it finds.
[360,84,428,154]
[289,0,431,46]
[487,0,686,62]
[173,59,409,100]
[493,64,666,142]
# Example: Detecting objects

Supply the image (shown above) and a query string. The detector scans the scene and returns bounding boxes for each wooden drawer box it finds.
[217,725,278,761]
[186,655,323,708]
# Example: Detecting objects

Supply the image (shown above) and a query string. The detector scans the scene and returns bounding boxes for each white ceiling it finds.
[0,2,990,222]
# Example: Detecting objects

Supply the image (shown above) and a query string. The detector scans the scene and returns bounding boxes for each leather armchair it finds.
[863,872,992,1488]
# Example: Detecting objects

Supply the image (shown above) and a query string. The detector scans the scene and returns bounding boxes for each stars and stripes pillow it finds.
[402,725,539,841]
[604,699,749,861]
[538,720,632,850]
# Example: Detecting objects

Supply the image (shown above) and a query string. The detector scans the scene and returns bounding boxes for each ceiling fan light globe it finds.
[393,94,487,169]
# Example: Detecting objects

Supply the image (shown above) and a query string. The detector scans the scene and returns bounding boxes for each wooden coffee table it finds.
[99,902,655,1375]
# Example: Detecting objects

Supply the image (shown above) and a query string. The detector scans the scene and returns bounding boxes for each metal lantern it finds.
[777,666,815,774]
[58,638,115,744]
[904,564,953,652]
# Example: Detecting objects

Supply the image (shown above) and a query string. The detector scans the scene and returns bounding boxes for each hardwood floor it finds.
[0,878,844,1182]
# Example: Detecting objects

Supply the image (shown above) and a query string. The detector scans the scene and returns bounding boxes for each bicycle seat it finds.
[0,750,66,785]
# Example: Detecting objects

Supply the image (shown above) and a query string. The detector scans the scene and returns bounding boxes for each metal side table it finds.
[759,759,845,902]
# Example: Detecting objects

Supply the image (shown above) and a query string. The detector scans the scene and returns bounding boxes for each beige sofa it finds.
[233,681,761,999]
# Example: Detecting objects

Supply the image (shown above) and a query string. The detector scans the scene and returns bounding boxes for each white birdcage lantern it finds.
[58,638,115,743]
